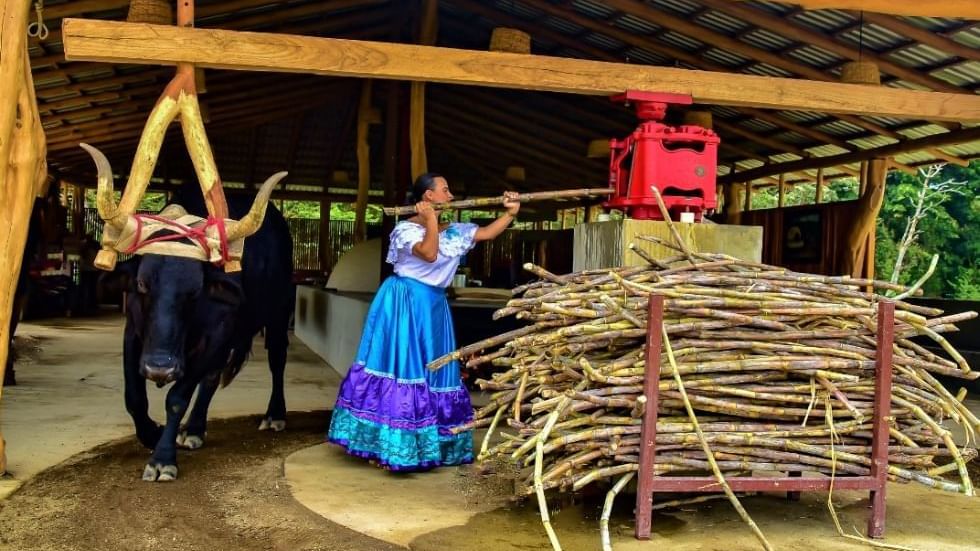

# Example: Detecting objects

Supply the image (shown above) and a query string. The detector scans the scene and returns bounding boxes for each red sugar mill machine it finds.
[602,91,720,222]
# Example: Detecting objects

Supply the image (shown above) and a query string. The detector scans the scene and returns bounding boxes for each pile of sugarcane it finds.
[429,228,979,549]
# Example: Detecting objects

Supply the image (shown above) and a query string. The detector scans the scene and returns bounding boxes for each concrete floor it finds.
[4,315,980,550]
[286,443,980,551]
[0,315,340,498]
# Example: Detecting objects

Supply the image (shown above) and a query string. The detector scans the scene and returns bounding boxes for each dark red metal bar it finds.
[634,297,896,539]
[869,299,895,538]
[634,294,664,540]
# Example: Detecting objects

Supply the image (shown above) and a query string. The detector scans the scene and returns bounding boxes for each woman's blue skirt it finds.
[327,275,473,471]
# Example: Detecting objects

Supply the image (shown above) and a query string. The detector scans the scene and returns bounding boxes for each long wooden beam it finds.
[61,19,980,122]
[444,4,894,170]
[723,126,980,183]
[740,1,980,19]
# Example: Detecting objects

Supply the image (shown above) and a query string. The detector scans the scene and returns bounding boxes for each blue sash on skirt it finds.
[327,275,473,471]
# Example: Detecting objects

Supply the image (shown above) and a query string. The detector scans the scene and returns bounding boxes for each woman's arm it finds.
[474,192,521,242]
[411,201,440,262]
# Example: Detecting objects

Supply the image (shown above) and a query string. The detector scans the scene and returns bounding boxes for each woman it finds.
[328,173,520,471]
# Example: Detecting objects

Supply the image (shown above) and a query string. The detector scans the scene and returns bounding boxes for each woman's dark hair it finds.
[406,172,443,205]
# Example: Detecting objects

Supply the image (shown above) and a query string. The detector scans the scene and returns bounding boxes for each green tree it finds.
[875,162,980,298]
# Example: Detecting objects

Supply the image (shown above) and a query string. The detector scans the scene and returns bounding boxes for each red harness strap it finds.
[122,213,231,265]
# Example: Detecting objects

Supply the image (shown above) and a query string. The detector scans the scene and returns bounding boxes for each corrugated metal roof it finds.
[613,13,662,34]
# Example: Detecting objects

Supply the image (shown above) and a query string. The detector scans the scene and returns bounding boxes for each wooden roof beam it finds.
[723,126,980,183]
[744,1,980,20]
[60,19,980,121]
[453,0,968,165]
[31,5,390,87]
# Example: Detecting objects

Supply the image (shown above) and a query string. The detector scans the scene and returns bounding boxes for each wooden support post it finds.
[869,299,895,538]
[319,199,331,274]
[777,173,786,208]
[634,294,665,539]
[354,80,373,243]
[409,0,438,181]
[743,182,752,212]
[0,0,44,475]
[815,167,824,204]
[380,80,409,279]
[723,182,742,225]
[860,161,869,196]
[842,159,888,278]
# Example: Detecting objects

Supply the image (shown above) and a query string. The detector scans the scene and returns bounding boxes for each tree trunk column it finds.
[842,158,888,279]
[0,0,44,475]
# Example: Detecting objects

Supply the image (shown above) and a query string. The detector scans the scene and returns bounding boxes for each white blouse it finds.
[387,221,479,288]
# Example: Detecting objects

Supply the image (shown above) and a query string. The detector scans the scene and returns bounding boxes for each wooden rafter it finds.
[860,13,980,64]
[739,1,980,19]
[724,126,980,183]
[700,0,966,94]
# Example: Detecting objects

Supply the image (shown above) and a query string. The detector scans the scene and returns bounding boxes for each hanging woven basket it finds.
[683,110,713,129]
[841,61,881,85]
[586,139,610,159]
[505,166,526,182]
[490,27,531,54]
[127,0,173,25]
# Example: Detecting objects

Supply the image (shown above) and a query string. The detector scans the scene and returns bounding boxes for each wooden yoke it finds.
[84,0,285,273]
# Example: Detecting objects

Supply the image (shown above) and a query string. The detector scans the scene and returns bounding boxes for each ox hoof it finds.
[176,432,205,450]
[258,418,286,432]
[142,463,178,482]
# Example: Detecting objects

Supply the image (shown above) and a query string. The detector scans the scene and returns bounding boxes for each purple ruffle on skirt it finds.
[334,362,473,433]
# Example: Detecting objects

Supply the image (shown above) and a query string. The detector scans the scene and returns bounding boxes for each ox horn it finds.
[225,171,288,241]
[80,143,126,230]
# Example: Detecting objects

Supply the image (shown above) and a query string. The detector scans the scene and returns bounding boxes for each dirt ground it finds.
[0,411,400,551]
[3,416,977,551]
[2,317,979,551]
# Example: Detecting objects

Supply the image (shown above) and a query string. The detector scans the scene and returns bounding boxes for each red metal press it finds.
[603,91,720,221]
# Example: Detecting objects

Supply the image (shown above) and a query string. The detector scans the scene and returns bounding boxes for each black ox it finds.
[117,190,294,482]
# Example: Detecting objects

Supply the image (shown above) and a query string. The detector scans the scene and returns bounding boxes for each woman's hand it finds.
[416,201,437,227]
[503,191,521,216]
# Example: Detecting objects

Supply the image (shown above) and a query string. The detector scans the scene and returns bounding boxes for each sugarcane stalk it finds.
[660,326,774,551]
[382,188,614,216]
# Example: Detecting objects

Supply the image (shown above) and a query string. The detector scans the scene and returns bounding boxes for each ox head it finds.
[79,143,286,268]
[80,142,278,386]
[125,254,244,385]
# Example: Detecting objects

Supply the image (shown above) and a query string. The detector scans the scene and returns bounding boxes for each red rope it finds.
[123,213,231,265]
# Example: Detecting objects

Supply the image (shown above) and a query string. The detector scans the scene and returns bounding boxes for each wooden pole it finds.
[815,167,824,203]
[841,159,888,278]
[409,0,438,181]
[723,182,742,225]
[0,0,44,474]
[743,182,752,212]
[319,199,330,274]
[354,80,373,243]
[777,173,786,208]
[860,161,869,196]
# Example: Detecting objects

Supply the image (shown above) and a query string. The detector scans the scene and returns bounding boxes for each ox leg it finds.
[143,375,198,482]
[259,323,288,432]
[124,333,162,449]
[178,371,220,450]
